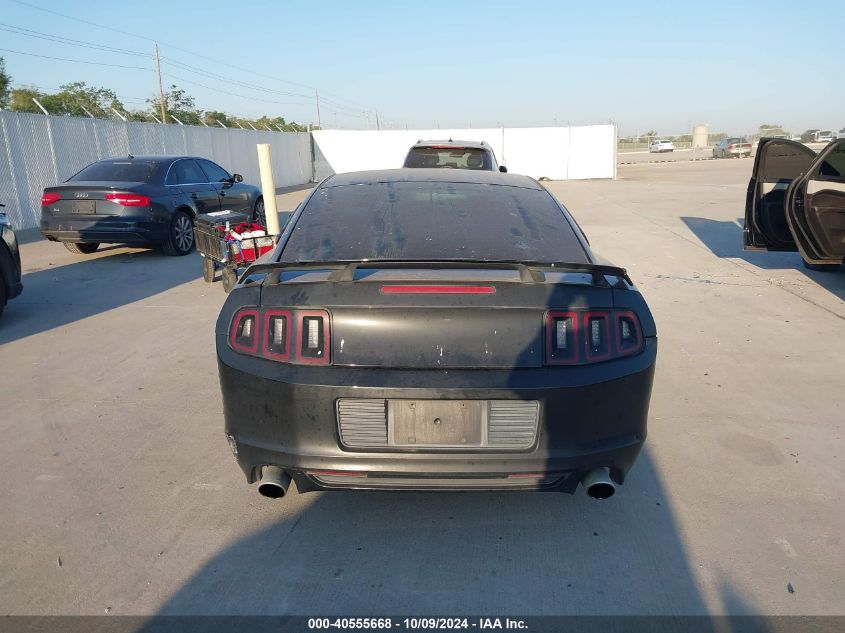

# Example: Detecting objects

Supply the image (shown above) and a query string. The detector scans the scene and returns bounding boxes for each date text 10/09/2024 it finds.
[307,618,528,630]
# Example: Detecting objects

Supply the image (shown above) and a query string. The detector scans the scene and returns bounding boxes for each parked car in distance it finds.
[713,137,752,158]
[0,203,23,318]
[40,156,264,256]
[744,138,845,271]
[216,168,657,500]
[814,131,834,143]
[648,139,674,153]
[837,129,845,140]
[403,140,506,172]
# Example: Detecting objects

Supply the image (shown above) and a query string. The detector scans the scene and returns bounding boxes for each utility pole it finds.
[375,110,381,131]
[155,43,167,124]
[315,89,321,129]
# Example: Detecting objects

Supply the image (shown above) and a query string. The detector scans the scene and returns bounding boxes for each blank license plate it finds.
[72,200,96,214]
[389,400,484,447]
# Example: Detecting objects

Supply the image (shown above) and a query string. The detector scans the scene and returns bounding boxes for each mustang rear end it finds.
[216,170,657,499]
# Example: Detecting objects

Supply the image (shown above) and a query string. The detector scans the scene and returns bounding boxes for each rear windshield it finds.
[279,181,588,263]
[404,147,492,170]
[69,160,159,182]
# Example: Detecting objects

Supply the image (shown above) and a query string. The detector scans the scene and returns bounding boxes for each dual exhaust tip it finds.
[258,465,616,500]
[581,467,616,500]
[257,465,291,498]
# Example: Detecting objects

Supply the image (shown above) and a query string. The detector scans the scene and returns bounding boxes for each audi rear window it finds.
[69,161,159,182]
[280,181,588,263]
[404,147,492,170]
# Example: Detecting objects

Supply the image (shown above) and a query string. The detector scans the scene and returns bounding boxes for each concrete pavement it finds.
[0,160,842,616]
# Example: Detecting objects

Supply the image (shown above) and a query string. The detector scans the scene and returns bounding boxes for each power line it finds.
[9,0,381,117]
[0,47,153,70]
[0,23,150,57]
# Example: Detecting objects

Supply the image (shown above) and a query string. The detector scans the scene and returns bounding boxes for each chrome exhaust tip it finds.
[581,468,616,500]
[257,465,291,499]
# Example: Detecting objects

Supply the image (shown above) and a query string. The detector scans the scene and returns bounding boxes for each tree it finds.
[759,123,785,136]
[9,87,42,113]
[0,57,11,109]
[204,110,230,127]
[148,85,202,125]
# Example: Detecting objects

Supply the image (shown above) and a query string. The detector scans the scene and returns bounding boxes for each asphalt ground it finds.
[1,159,843,617]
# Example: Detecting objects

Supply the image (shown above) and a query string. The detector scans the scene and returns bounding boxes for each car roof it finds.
[322,168,542,190]
[96,155,208,164]
[409,140,491,150]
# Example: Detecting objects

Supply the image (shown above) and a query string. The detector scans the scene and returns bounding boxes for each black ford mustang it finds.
[216,169,657,499]
[41,156,264,256]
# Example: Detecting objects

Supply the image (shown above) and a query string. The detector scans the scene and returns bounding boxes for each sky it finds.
[1,0,843,136]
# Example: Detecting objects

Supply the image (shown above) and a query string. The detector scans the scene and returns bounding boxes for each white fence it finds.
[0,111,313,230]
[312,125,616,182]
[0,112,616,231]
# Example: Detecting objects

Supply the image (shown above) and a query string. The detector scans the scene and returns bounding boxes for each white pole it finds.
[150,113,162,124]
[256,144,280,235]
[110,107,127,122]
[247,121,257,131]
[32,97,49,115]
[215,119,227,129]
[80,104,95,119]
[200,119,209,127]
[274,124,284,132]
[170,114,184,126]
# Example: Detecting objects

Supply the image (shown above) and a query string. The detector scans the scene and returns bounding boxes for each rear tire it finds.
[64,242,99,255]
[222,267,237,293]
[254,197,266,227]
[802,259,841,272]
[161,211,194,256]
[202,257,216,283]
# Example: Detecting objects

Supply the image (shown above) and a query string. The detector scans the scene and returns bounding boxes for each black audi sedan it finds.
[216,169,656,500]
[41,156,264,256]
[0,203,23,319]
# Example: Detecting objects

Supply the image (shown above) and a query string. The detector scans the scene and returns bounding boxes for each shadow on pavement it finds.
[146,449,719,616]
[681,216,844,301]
[0,246,201,344]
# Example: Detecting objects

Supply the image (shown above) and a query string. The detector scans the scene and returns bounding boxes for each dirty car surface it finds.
[216,168,657,498]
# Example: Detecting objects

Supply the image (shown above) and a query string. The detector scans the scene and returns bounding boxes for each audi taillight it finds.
[105,192,150,207]
[229,308,330,365]
[41,192,61,206]
[545,309,643,365]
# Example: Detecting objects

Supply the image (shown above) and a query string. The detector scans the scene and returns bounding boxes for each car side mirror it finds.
[499,165,508,173]
[233,173,243,183]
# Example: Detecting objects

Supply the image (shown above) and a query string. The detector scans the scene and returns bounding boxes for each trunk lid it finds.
[42,182,147,216]
[256,264,620,369]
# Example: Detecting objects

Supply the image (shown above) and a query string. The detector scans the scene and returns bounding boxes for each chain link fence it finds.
[0,111,313,230]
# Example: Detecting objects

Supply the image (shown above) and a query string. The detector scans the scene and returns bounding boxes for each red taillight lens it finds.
[230,309,259,355]
[296,310,330,365]
[230,308,330,365]
[262,310,291,361]
[105,192,150,207]
[727,144,734,150]
[545,309,643,365]
[41,192,61,206]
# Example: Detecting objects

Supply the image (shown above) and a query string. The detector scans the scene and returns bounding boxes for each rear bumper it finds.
[218,339,657,494]
[40,217,168,245]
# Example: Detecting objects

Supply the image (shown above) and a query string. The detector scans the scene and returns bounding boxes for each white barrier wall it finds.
[0,111,313,230]
[312,125,616,182]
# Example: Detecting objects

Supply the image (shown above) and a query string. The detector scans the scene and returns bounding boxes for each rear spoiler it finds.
[241,260,631,288]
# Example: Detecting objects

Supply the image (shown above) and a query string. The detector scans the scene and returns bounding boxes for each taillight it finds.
[727,144,734,150]
[545,309,643,365]
[229,308,330,365]
[41,192,61,206]
[105,192,150,206]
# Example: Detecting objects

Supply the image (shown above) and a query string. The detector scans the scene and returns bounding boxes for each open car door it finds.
[744,138,816,251]
[784,139,845,267]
